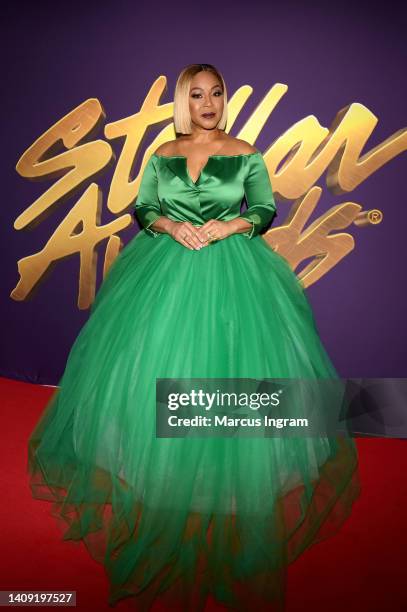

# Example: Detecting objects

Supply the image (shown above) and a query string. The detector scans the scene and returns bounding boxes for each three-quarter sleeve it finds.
[133,156,162,237]
[239,152,277,239]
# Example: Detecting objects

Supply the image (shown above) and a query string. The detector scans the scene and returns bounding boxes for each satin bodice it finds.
[133,151,277,239]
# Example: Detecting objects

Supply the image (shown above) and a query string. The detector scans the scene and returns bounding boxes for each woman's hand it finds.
[169,221,210,251]
[196,220,234,244]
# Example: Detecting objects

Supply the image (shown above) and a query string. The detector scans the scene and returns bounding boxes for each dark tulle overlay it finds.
[28,152,360,611]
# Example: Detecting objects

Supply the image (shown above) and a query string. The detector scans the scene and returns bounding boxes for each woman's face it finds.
[188,71,224,131]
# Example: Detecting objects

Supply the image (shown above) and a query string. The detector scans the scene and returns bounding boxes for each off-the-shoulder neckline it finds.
[152,151,261,159]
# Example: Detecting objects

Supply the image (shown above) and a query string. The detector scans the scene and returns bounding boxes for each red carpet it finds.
[1,375,406,611]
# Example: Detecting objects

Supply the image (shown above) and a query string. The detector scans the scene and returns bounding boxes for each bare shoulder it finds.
[153,141,179,157]
[224,137,258,155]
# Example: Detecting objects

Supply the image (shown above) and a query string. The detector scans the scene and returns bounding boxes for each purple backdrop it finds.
[2,0,406,385]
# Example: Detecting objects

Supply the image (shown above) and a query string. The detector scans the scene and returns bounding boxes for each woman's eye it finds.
[191,91,223,99]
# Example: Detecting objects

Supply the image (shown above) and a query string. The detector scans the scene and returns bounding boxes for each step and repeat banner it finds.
[2,2,406,402]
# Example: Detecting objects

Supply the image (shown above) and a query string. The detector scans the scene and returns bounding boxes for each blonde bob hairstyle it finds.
[173,64,228,135]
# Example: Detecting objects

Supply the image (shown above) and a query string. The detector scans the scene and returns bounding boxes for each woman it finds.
[28,63,361,611]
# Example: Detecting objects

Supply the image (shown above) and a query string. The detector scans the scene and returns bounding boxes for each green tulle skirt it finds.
[27,229,360,611]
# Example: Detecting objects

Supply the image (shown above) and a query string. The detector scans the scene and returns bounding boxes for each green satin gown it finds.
[27,150,361,611]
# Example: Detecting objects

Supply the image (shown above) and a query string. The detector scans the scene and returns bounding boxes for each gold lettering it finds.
[13,77,403,307]
[11,184,130,309]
